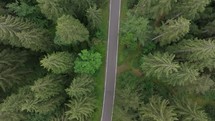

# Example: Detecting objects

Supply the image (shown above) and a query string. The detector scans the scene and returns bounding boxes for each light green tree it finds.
[37,0,71,21]
[66,76,94,98]
[54,15,89,45]
[139,96,178,121]
[167,63,199,86]
[40,52,74,74]
[175,39,215,61]
[174,98,209,121]
[74,50,102,75]
[66,97,96,121]
[155,17,190,46]
[141,52,180,79]
[86,4,102,29]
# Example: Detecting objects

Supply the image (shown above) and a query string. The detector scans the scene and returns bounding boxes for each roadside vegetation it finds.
[0,0,109,121]
[114,0,215,121]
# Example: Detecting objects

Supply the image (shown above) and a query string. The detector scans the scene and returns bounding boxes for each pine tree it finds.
[0,49,29,91]
[173,0,211,20]
[0,15,53,51]
[31,75,64,100]
[66,76,94,98]
[155,17,190,46]
[174,98,209,121]
[204,20,215,36]
[86,4,102,29]
[139,96,178,121]
[141,52,180,79]
[185,75,214,94]
[167,63,199,86]
[54,15,89,45]
[65,97,96,121]
[40,52,74,74]
[36,0,71,21]
[175,39,215,61]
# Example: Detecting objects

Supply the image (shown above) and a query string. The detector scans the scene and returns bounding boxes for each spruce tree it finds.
[174,98,209,121]
[155,17,190,46]
[54,15,89,45]
[0,15,53,51]
[141,52,180,79]
[139,96,178,121]
[86,4,102,29]
[40,52,74,74]
[66,76,94,98]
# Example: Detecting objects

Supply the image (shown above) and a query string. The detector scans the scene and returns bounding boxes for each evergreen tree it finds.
[121,13,149,46]
[0,49,29,91]
[54,15,89,45]
[155,17,190,46]
[173,0,211,20]
[174,98,209,121]
[0,15,53,51]
[141,52,180,79]
[74,50,102,75]
[204,20,215,36]
[86,4,102,29]
[139,96,178,121]
[40,52,74,74]
[175,39,215,61]
[167,63,199,86]
[66,76,94,98]
[65,97,96,121]
[37,0,71,21]
[31,75,64,100]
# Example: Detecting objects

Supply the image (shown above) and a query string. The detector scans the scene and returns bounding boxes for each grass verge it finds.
[91,1,109,121]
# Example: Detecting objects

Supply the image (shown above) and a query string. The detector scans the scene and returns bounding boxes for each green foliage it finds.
[156,17,190,46]
[0,15,53,51]
[185,75,214,94]
[204,20,215,36]
[40,52,74,74]
[36,0,71,21]
[74,50,102,75]
[0,48,29,91]
[54,15,89,45]
[31,75,64,100]
[6,1,36,17]
[173,0,211,20]
[141,52,180,79]
[66,97,96,121]
[66,76,94,98]
[174,98,209,121]
[120,33,137,50]
[176,39,215,61]
[167,63,199,86]
[134,0,176,19]
[86,4,102,29]
[139,96,178,121]
[121,13,149,45]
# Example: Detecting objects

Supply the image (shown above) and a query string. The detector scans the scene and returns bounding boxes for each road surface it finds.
[101,0,121,121]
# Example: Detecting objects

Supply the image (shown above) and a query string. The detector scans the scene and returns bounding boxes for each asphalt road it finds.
[101,0,121,121]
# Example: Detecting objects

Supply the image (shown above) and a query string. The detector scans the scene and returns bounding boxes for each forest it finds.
[0,0,108,121]
[113,0,215,121]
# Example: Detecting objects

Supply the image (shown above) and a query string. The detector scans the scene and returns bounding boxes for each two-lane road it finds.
[101,0,121,121]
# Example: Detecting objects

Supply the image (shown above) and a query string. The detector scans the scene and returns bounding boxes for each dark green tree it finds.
[0,15,53,51]
[86,4,102,29]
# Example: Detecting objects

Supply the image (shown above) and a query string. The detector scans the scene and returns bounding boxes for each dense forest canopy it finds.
[114,0,215,121]
[0,0,105,121]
